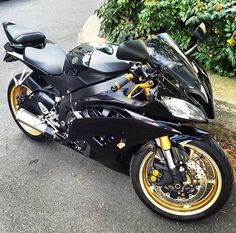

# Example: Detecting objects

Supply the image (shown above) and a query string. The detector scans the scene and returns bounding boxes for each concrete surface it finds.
[0,1,235,233]
[78,15,107,44]
[209,72,236,106]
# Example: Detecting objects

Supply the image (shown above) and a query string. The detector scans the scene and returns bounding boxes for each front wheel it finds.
[130,139,233,220]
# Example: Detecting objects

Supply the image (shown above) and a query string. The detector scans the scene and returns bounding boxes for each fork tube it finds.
[160,136,176,169]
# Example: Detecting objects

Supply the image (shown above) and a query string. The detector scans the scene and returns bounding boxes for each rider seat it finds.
[23,43,66,75]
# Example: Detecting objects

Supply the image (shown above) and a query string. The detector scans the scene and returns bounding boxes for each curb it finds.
[78,15,107,44]
[78,15,236,135]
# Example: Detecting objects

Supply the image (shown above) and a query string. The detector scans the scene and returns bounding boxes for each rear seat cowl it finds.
[3,22,46,46]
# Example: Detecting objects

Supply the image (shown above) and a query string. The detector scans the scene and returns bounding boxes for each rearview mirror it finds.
[116,40,149,63]
[185,23,207,56]
[193,22,206,41]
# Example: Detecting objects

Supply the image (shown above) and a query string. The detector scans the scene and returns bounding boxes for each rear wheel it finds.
[8,79,45,140]
[130,139,233,220]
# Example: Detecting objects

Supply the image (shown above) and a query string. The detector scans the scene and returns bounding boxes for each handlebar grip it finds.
[111,73,134,92]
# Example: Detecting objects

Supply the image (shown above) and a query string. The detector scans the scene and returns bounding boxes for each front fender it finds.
[170,124,212,145]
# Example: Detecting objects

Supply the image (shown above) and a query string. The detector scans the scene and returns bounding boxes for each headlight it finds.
[162,97,206,121]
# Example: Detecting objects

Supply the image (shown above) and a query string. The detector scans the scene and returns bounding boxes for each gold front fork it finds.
[160,136,171,151]
[159,136,176,169]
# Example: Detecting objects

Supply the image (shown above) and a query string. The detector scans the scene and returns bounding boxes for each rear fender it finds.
[3,43,17,62]
[3,53,18,62]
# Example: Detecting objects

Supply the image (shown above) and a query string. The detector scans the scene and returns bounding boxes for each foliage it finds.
[96,0,236,77]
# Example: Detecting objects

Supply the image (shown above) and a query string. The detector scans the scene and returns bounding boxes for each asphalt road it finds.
[0,0,235,232]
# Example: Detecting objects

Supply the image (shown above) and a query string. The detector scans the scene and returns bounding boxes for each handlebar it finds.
[111,73,134,92]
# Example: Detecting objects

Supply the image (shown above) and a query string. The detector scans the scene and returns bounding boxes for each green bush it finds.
[96,0,236,77]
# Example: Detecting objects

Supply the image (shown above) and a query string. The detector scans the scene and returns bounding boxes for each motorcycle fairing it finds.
[68,115,179,155]
[191,60,215,119]
[68,72,208,123]
[67,107,211,156]
[146,33,200,90]
[7,70,212,157]
[146,33,215,119]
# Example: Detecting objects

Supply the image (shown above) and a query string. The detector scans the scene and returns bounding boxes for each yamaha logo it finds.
[72,57,79,64]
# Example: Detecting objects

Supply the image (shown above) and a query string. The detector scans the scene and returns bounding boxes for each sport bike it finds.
[2,22,233,220]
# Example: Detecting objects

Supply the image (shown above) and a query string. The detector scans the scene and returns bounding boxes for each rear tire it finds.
[7,79,45,141]
[130,139,234,220]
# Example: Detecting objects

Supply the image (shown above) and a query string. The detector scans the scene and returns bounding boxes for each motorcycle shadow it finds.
[32,136,130,176]
[89,152,130,176]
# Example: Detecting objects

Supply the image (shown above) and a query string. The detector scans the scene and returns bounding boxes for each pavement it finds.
[0,1,235,233]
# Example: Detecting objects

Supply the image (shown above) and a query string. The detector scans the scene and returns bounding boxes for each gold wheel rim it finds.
[139,144,222,216]
[10,85,42,136]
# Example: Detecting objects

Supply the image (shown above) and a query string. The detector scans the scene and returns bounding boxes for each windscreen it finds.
[146,33,195,72]
[146,33,201,90]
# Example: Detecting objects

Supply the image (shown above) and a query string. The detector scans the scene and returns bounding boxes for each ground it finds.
[207,73,236,178]
[0,0,235,232]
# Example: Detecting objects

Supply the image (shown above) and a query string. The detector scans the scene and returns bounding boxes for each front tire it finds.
[8,79,45,141]
[130,139,233,220]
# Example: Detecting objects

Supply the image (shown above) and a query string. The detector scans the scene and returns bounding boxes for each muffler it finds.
[16,108,48,133]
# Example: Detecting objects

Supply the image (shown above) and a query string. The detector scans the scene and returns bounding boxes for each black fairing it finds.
[146,34,201,89]
[146,33,215,119]
[191,60,215,119]
[117,40,149,63]
[68,117,177,155]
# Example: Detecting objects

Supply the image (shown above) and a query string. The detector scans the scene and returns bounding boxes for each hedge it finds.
[96,0,236,77]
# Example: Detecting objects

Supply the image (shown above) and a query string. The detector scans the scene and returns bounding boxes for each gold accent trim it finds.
[127,80,154,99]
[127,73,134,81]
[152,169,159,176]
[139,145,222,216]
[114,82,120,90]
[159,136,171,150]
[150,176,157,182]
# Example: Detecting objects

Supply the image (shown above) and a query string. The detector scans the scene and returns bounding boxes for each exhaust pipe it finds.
[16,108,48,133]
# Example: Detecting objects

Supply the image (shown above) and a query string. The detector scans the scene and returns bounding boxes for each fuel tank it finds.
[63,43,131,91]
[44,42,130,95]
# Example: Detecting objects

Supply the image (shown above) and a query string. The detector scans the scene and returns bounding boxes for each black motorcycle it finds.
[2,22,233,220]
